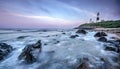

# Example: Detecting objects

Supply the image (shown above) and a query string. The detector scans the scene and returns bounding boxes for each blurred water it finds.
[0,29,119,69]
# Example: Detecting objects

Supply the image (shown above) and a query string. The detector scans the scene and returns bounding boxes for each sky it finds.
[0,0,120,29]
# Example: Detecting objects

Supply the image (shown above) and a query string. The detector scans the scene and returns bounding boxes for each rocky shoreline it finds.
[75,29,120,69]
[93,28,120,38]
[0,29,120,69]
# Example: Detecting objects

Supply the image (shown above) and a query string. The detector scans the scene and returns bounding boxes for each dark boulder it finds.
[17,36,28,39]
[62,32,66,34]
[77,58,90,69]
[0,43,13,61]
[94,32,107,37]
[105,46,117,52]
[70,35,79,39]
[100,58,120,69]
[46,35,50,37]
[54,41,60,44]
[76,29,87,34]
[118,47,120,53]
[107,40,120,47]
[44,43,48,45]
[55,35,58,36]
[77,62,89,69]
[110,37,120,40]
[98,37,107,42]
[18,40,42,63]
[106,40,120,53]
[16,30,22,31]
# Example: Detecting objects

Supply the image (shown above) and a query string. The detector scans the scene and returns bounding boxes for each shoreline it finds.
[93,28,120,38]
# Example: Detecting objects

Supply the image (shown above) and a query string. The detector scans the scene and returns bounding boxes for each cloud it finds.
[56,0,96,17]
[0,0,96,19]
[0,0,119,29]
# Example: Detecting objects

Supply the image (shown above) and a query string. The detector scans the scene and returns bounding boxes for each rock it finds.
[110,37,120,40]
[44,43,47,45]
[53,39,57,41]
[16,30,22,31]
[76,29,87,34]
[55,35,58,36]
[53,35,58,36]
[70,35,79,39]
[98,37,107,42]
[42,30,47,32]
[18,40,42,63]
[39,30,48,32]
[77,63,89,69]
[62,32,66,34]
[105,46,117,52]
[46,35,50,37]
[54,41,60,44]
[0,43,13,61]
[77,58,89,69]
[117,47,120,53]
[100,58,120,69]
[94,32,107,37]
[17,36,28,39]
[106,40,120,53]
[107,40,120,47]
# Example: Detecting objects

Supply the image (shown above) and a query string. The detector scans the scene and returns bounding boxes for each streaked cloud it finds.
[0,0,119,29]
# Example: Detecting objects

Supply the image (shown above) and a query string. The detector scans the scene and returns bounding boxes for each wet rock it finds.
[105,46,117,52]
[107,40,120,47]
[77,63,89,69]
[55,35,58,36]
[16,30,22,31]
[54,41,60,44]
[106,40,120,53]
[77,58,90,69]
[17,36,28,39]
[100,58,120,69]
[100,58,112,69]
[94,32,107,37]
[117,47,120,53]
[53,39,60,44]
[53,39,57,41]
[46,50,55,54]
[110,37,120,40]
[98,37,107,42]
[44,43,47,45]
[46,35,50,37]
[111,55,120,62]
[76,29,87,34]
[62,32,66,34]
[0,43,13,61]
[18,40,42,63]
[43,30,47,32]
[70,35,79,39]
[52,35,58,36]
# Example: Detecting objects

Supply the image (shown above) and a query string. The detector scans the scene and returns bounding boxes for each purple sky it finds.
[0,0,120,29]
